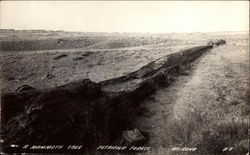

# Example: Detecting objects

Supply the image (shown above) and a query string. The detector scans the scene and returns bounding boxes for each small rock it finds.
[122,129,146,145]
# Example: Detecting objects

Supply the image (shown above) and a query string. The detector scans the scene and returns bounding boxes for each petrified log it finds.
[1,79,105,152]
[1,41,225,153]
[207,39,226,46]
[1,89,41,126]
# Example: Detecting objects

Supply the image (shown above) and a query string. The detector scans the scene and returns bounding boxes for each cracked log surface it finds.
[1,40,225,153]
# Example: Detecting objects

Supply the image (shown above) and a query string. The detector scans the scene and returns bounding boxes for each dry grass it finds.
[159,38,249,154]
[131,33,249,154]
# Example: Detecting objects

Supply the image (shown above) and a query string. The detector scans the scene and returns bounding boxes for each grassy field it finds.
[0,30,249,154]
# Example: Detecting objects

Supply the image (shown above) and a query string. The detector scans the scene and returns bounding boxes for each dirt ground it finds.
[0,31,249,154]
[1,31,246,93]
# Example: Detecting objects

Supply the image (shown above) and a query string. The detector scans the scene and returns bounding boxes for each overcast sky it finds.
[0,1,249,33]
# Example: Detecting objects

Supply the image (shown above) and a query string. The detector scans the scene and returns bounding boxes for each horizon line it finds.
[0,28,249,34]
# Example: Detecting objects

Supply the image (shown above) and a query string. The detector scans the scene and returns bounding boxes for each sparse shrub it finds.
[96,60,103,66]
[73,57,83,61]
[135,55,141,59]
[87,64,94,68]
[53,54,68,60]
[82,51,93,57]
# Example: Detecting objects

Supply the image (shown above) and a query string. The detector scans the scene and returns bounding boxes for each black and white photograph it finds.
[0,1,249,154]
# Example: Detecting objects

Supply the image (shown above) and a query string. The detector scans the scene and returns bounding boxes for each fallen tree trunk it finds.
[1,40,225,153]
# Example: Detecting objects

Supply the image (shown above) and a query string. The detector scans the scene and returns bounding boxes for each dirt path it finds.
[132,55,202,147]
